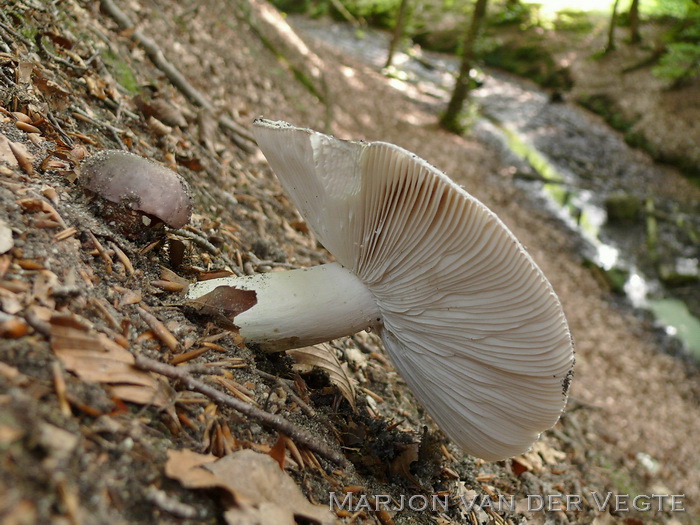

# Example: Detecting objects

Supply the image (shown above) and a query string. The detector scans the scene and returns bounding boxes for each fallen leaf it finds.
[185,286,257,331]
[268,433,287,470]
[0,219,13,254]
[8,140,35,175]
[50,314,172,406]
[0,313,29,338]
[510,455,535,476]
[208,449,333,525]
[166,449,334,524]
[389,443,420,485]
[288,344,357,411]
[531,439,566,465]
[117,288,142,307]
[0,135,19,167]
[164,449,224,492]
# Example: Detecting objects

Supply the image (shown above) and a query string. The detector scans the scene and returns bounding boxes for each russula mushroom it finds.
[188,119,574,461]
[80,150,192,231]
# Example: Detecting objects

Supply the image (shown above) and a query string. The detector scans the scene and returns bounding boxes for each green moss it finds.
[100,48,140,95]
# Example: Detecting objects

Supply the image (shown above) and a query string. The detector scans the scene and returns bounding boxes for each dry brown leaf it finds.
[389,443,420,485]
[288,344,357,411]
[209,449,333,525]
[164,449,225,492]
[166,449,333,524]
[0,219,13,254]
[50,314,171,406]
[0,313,29,338]
[268,433,287,470]
[160,266,190,288]
[510,455,535,476]
[8,140,35,175]
[0,135,19,167]
[185,286,257,331]
[117,289,142,307]
[530,439,566,465]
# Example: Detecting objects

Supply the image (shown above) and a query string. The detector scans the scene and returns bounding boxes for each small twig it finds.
[255,369,317,419]
[24,306,51,337]
[134,355,349,468]
[110,242,134,275]
[35,33,88,72]
[52,361,72,416]
[0,67,17,87]
[0,16,32,47]
[171,228,219,255]
[87,230,113,273]
[71,108,127,150]
[46,112,75,148]
[99,0,256,152]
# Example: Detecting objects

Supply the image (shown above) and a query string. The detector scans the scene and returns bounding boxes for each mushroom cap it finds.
[80,150,192,228]
[252,119,574,461]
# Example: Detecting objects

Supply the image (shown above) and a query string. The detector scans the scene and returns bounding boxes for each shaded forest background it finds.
[274,0,700,178]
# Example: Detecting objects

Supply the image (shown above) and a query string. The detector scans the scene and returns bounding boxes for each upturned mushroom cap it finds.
[80,150,192,228]
[252,119,574,461]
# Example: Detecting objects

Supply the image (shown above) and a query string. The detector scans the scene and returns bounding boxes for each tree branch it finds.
[134,355,349,468]
[99,0,256,152]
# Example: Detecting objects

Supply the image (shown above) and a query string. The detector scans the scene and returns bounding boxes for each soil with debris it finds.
[0,1,698,525]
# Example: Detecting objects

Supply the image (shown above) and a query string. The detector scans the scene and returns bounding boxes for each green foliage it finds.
[552,9,594,32]
[488,2,537,27]
[268,0,315,14]
[653,42,700,84]
[271,0,402,27]
[642,0,692,19]
[336,0,402,27]
[652,3,700,87]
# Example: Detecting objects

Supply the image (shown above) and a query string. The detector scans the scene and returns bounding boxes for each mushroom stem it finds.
[187,262,382,352]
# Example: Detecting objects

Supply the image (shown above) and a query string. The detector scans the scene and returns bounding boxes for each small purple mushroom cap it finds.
[80,150,192,228]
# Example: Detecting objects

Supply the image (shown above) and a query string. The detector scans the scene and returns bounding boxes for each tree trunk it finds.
[629,0,641,45]
[385,0,411,68]
[605,0,621,54]
[440,0,488,133]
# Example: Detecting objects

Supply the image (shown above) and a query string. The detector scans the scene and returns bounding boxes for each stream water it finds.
[290,17,700,359]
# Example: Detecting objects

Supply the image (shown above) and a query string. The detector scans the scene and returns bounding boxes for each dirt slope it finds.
[0,1,697,524]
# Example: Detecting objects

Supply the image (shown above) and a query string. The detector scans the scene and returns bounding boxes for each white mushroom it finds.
[188,119,574,461]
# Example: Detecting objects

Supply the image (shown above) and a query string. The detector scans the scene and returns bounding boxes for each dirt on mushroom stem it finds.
[0,0,698,524]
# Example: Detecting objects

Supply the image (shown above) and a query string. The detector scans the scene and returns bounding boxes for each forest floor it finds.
[537,11,700,179]
[0,1,698,525]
